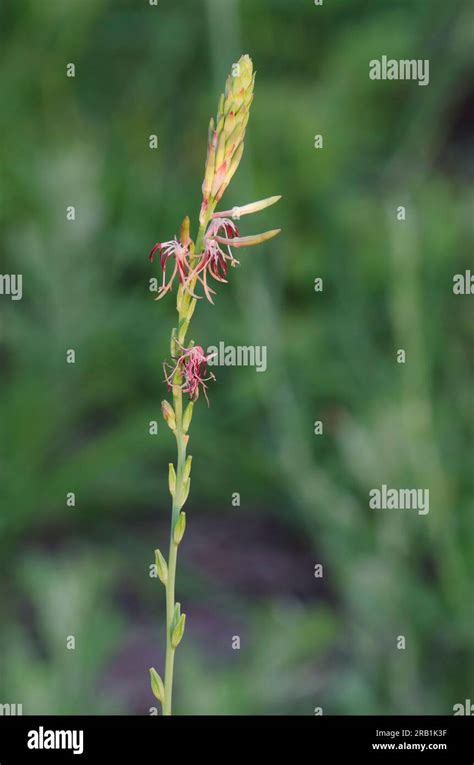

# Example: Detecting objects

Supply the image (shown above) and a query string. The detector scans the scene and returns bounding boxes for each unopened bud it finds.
[181,478,191,507]
[149,668,165,703]
[173,511,186,545]
[161,401,176,431]
[154,549,168,585]
[171,613,186,649]
[168,463,176,496]
[202,121,218,201]
[180,216,190,246]
[214,142,244,204]
[183,455,192,483]
[182,402,194,432]
[200,55,255,218]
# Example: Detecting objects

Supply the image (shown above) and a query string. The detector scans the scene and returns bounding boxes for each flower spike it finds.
[200,55,255,225]
[150,54,280,716]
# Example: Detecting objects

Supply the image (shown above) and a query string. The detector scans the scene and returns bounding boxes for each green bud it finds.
[154,549,168,585]
[181,478,190,507]
[217,94,225,118]
[215,142,244,203]
[216,111,225,137]
[149,667,165,704]
[182,455,192,483]
[180,216,190,246]
[223,110,236,140]
[171,613,186,649]
[168,463,176,496]
[161,400,176,431]
[225,122,244,155]
[182,402,194,432]
[202,124,217,201]
[208,116,215,142]
[173,511,186,545]
[215,132,227,172]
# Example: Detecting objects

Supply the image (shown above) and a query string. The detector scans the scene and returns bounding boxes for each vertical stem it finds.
[161,219,205,715]
[163,388,185,716]
[163,541,177,715]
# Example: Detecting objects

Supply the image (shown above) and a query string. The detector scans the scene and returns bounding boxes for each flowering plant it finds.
[148,55,280,715]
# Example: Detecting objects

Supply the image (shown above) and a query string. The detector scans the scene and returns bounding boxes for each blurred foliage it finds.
[1,553,124,714]
[0,0,473,714]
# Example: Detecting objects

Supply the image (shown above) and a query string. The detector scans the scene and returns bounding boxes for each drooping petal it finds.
[149,243,162,262]
[149,237,192,298]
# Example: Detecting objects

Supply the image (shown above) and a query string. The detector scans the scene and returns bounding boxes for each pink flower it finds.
[164,344,216,404]
[149,238,191,300]
[189,218,240,303]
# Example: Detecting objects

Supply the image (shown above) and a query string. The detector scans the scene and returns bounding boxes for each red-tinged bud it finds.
[199,56,255,221]
[161,400,176,431]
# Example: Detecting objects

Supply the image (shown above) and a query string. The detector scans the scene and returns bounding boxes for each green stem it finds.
[163,540,177,715]
[194,222,207,257]
[161,220,208,715]
[163,388,185,716]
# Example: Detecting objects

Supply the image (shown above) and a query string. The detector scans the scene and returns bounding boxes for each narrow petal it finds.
[149,243,161,262]
[215,229,281,248]
[213,195,281,219]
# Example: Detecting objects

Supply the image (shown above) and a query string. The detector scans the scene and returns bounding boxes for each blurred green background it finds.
[1,0,473,715]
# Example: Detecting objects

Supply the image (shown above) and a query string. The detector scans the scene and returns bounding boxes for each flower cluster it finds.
[149,197,281,303]
[149,238,190,299]
[187,217,239,303]
[164,344,216,404]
